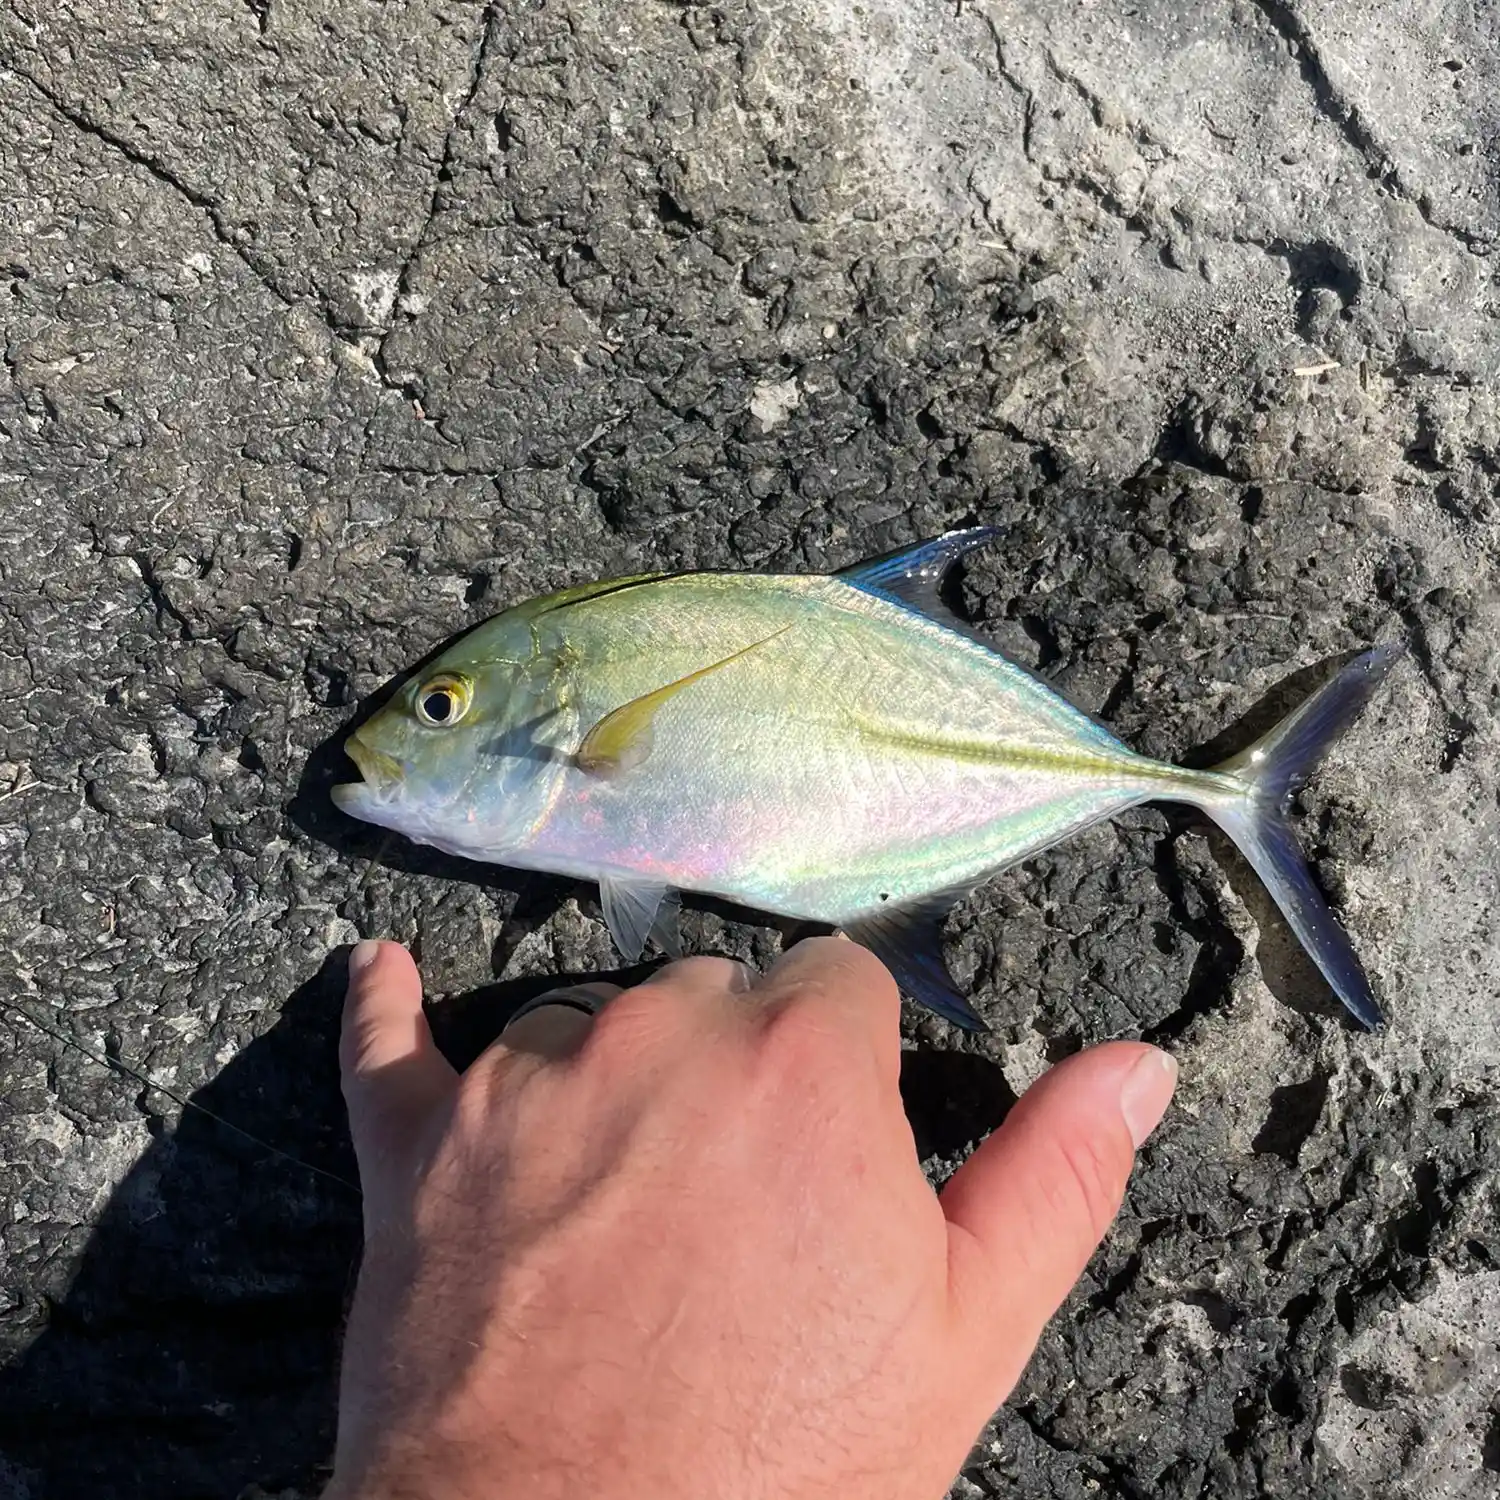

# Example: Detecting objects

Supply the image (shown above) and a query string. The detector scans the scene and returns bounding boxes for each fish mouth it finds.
[333,732,407,810]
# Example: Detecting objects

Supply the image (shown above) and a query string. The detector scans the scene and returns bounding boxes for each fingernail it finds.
[1119,1048,1178,1148]
[348,939,381,982]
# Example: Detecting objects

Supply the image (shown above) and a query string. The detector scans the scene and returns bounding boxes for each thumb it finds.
[340,940,457,1174]
[940,1041,1177,1401]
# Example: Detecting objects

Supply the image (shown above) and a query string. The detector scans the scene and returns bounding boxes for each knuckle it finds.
[649,955,750,992]
[829,942,900,1004]
[581,957,745,1060]
[784,935,896,1001]
[752,992,847,1080]
[580,984,676,1062]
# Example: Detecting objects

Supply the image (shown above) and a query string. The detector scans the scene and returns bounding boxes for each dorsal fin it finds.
[835,527,1000,638]
[575,626,792,776]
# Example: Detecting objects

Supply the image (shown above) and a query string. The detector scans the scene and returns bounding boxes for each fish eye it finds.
[414,673,474,728]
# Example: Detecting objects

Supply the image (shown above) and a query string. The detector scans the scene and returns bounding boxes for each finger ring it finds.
[502,984,613,1030]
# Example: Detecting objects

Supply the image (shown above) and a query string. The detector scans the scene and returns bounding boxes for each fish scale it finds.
[333,530,1400,1032]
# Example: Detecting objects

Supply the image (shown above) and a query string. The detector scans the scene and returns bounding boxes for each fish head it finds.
[332,621,561,856]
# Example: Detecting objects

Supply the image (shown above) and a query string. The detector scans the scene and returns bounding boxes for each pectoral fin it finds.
[843,886,989,1031]
[600,874,681,962]
[575,626,791,776]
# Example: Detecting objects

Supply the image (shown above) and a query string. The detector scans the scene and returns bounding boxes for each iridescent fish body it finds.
[333,531,1399,1030]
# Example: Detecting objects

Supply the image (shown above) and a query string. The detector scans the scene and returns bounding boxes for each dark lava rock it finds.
[0,1,1495,1496]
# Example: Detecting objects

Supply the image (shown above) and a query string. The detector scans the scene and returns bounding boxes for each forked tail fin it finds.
[1201,645,1402,1029]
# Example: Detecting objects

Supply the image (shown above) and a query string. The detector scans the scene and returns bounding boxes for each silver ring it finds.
[503,985,611,1030]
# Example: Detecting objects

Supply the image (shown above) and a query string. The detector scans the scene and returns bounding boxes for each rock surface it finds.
[0,1,1496,1496]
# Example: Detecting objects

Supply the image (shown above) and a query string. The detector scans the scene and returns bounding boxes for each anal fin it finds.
[843,888,988,1032]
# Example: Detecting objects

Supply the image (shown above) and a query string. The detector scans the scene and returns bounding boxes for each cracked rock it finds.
[0,1,1496,1497]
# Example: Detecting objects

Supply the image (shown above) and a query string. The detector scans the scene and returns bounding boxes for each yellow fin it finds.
[575,626,791,776]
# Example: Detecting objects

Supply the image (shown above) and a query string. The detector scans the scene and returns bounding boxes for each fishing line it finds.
[1,999,360,1196]
[355,832,395,898]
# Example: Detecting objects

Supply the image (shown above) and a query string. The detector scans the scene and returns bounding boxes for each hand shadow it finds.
[0,953,361,1500]
[899,1048,1017,1164]
[0,947,667,1500]
[0,950,1012,1500]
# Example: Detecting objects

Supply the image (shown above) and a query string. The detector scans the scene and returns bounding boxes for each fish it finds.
[332,529,1400,1031]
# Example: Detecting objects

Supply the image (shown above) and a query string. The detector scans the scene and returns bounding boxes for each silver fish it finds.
[333,530,1399,1030]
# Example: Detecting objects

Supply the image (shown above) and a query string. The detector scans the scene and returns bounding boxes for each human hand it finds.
[325,937,1177,1500]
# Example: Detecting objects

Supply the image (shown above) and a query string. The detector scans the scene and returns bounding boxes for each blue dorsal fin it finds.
[843,887,989,1032]
[835,527,1001,638]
